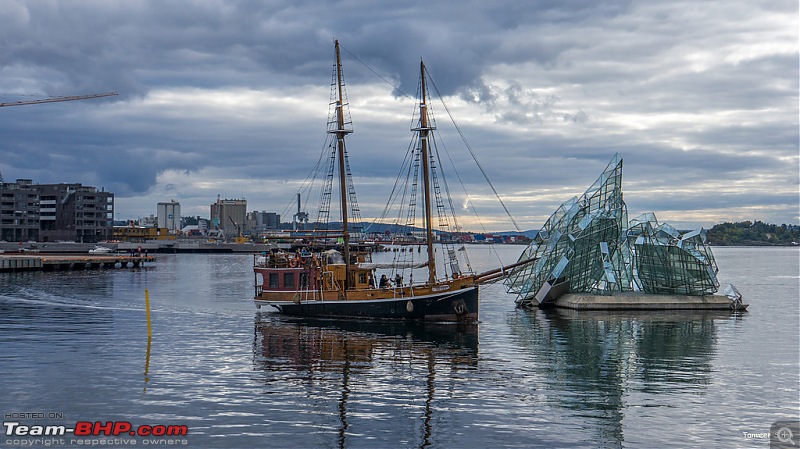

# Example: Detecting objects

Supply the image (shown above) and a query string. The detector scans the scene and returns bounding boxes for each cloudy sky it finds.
[1,0,797,231]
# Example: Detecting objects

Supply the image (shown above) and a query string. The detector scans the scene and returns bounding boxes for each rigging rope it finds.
[278,133,331,221]
[340,45,415,100]
[320,43,524,274]
[425,71,522,233]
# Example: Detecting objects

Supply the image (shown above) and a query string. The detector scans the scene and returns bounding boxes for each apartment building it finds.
[0,179,40,242]
[0,179,114,243]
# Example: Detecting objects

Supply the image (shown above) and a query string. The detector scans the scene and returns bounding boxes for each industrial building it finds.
[247,211,281,232]
[157,201,181,232]
[210,197,247,236]
[0,178,114,243]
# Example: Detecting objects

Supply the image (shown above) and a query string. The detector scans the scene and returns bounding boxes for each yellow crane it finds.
[228,216,248,244]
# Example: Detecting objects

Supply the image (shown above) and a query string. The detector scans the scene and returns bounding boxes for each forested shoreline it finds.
[707,221,800,246]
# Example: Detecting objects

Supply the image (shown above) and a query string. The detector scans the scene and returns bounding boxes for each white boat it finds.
[88,245,113,254]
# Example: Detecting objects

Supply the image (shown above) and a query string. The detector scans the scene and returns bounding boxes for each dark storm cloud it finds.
[0,0,796,228]
[0,0,637,97]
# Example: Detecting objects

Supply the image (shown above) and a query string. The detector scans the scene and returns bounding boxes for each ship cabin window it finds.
[269,273,279,289]
[283,272,295,289]
[358,272,367,285]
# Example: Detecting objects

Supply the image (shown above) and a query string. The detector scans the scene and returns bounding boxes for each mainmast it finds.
[331,40,353,287]
[418,61,437,285]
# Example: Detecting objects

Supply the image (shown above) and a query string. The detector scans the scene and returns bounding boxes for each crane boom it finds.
[0,92,118,108]
[0,90,118,185]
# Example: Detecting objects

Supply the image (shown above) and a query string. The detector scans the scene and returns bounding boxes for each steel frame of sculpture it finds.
[626,213,719,295]
[505,154,721,306]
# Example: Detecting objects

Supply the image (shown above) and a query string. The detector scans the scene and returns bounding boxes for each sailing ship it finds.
[253,41,523,322]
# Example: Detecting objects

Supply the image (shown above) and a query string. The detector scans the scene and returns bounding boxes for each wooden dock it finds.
[0,254,155,272]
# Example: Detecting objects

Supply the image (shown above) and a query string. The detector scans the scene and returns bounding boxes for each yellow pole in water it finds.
[144,289,152,393]
[145,289,152,338]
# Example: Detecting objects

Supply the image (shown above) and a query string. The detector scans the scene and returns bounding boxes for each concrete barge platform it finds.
[0,254,155,272]
[553,292,748,311]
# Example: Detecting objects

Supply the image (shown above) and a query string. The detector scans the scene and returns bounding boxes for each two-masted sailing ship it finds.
[253,41,520,322]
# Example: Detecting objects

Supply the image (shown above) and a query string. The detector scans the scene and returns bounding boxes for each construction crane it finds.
[0,91,118,185]
[228,216,248,244]
[0,91,118,108]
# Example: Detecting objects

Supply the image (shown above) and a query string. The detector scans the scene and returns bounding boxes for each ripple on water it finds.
[0,248,797,448]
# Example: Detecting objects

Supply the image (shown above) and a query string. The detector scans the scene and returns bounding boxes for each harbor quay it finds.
[0,239,275,272]
[0,239,278,272]
[0,254,155,272]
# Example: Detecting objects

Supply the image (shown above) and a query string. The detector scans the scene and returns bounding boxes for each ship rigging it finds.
[253,40,530,322]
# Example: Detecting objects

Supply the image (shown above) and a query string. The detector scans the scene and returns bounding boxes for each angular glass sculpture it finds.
[505,154,720,306]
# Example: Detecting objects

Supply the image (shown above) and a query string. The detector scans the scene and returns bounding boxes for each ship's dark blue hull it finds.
[257,286,479,323]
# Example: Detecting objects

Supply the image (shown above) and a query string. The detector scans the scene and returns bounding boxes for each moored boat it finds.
[253,41,528,322]
[254,249,479,322]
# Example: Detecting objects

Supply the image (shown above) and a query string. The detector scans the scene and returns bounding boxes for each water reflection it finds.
[253,314,477,448]
[143,333,152,393]
[507,308,745,447]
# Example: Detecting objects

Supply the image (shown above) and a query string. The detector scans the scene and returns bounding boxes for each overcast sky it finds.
[1,0,797,231]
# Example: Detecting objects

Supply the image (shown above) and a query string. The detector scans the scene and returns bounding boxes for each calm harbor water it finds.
[0,246,797,448]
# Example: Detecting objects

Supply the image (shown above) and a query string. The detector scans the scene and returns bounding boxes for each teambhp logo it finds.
[74,421,187,437]
[5,420,188,437]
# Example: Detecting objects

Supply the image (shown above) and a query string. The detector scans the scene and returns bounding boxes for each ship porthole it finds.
[406,301,414,313]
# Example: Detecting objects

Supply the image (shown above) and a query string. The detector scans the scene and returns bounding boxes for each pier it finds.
[0,254,155,272]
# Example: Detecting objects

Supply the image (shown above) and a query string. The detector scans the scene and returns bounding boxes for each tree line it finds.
[707,221,800,246]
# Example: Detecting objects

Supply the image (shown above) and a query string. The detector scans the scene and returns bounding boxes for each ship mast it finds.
[331,40,353,288]
[418,61,437,285]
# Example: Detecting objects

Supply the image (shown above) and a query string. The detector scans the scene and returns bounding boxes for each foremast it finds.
[327,40,354,296]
